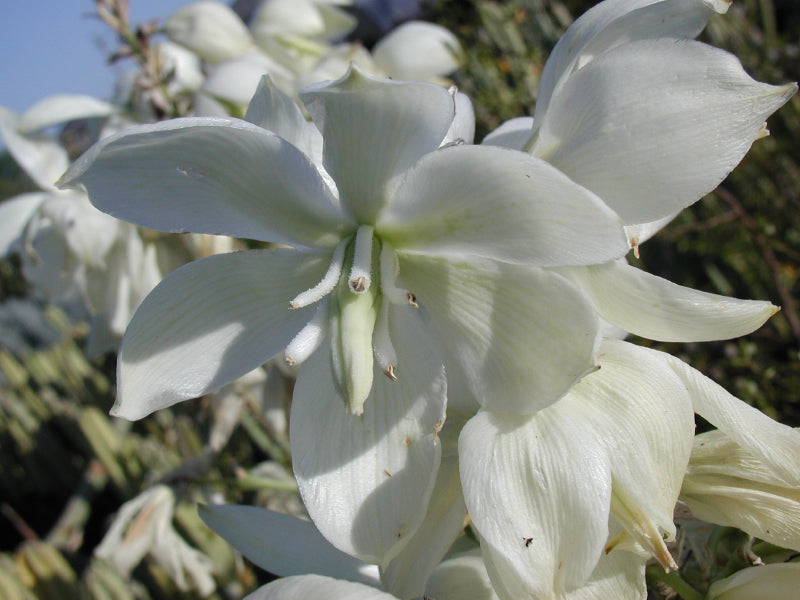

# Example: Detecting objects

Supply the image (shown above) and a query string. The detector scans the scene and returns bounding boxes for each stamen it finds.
[284,301,329,366]
[289,239,347,309]
[348,225,373,294]
[379,242,418,307]
[373,300,398,381]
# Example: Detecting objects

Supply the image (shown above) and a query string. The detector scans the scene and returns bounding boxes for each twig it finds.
[716,186,800,341]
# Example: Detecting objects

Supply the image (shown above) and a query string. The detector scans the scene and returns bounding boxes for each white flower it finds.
[60,68,629,566]
[200,498,641,600]
[707,563,800,600]
[680,428,800,551]
[0,97,184,354]
[96,485,215,596]
[484,0,795,344]
[372,21,463,82]
[459,338,800,598]
[165,1,255,65]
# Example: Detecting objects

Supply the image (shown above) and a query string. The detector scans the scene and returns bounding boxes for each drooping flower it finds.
[459,338,800,599]
[680,428,800,551]
[706,562,800,600]
[60,68,630,566]
[96,485,216,596]
[0,96,191,354]
[484,0,795,343]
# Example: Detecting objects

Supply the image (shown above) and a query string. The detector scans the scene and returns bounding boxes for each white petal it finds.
[560,260,778,342]
[442,90,475,146]
[425,551,500,600]
[18,94,115,133]
[535,0,726,122]
[252,0,356,41]
[114,249,330,420]
[380,145,628,267]
[372,21,462,81]
[39,192,120,268]
[564,550,647,600]
[246,575,396,600]
[680,429,800,550]
[380,456,466,599]
[651,347,800,487]
[707,563,800,600]
[481,117,534,150]
[460,410,612,598]
[0,192,49,255]
[165,1,254,64]
[59,118,351,249]
[0,105,69,190]
[579,340,695,561]
[291,304,447,566]
[21,215,84,303]
[396,255,600,414]
[300,67,456,223]
[199,505,380,585]
[197,52,295,115]
[625,211,680,246]
[532,39,796,224]
[245,76,324,166]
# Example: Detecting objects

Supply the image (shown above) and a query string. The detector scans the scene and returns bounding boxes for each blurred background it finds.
[0,0,798,598]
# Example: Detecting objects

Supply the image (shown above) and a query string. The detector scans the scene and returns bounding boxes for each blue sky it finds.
[1,1,194,114]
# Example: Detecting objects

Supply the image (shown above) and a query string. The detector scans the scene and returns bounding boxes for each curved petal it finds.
[707,563,800,600]
[425,551,500,600]
[246,575,396,600]
[0,192,49,255]
[39,192,120,268]
[459,410,612,598]
[59,118,351,249]
[165,1,254,64]
[380,456,466,599]
[680,430,800,551]
[291,303,447,567]
[559,261,778,342]
[564,550,647,600]
[197,52,295,115]
[647,347,800,487]
[198,505,381,585]
[578,339,695,563]
[18,94,115,133]
[372,21,462,81]
[0,106,69,190]
[532,39,796,224]
[481,117,534,151]
[380,145,628,267]
[245,76,324,168]
[442,90,475,146]
[397,254,600,414]
[114,249,330,420]
[535,0,727,122]
[461,341,693,597]
[625,211,680,246]
[299,67,456,223]
[251,0,356,41]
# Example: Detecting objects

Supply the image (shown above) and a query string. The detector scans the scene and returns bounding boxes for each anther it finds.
[348,225,373,294]
[289,239,347,309]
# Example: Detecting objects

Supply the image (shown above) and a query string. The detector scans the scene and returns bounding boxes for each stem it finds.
[646,564,704,600]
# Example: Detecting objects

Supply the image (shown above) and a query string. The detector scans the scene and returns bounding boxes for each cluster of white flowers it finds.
[2,0,799,598]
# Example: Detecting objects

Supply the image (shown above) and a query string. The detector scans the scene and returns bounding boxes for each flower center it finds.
[284,226,417,415]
